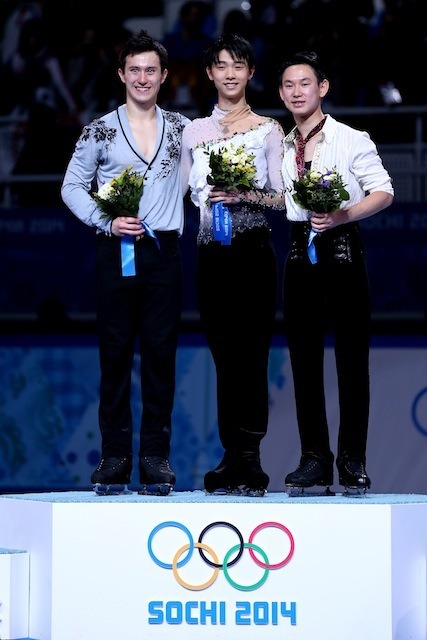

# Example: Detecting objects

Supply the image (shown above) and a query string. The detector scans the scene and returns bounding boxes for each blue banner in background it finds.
[0,202,426,320]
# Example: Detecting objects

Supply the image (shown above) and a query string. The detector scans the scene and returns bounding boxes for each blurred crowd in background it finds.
[0,0,426,326]
[0,0,426,202]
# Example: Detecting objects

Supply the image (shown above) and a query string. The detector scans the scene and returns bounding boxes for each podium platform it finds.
[0,490,426,640]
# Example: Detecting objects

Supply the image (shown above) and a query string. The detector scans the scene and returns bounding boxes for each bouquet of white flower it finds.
[291,167,349,213]
[291,167,350,264]
[93,166,150,277]
[206,144,257,191]
[205,144,257,245]
[93,166,144,220]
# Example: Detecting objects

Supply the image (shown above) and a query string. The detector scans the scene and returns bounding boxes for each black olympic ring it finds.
[198,521,244,568]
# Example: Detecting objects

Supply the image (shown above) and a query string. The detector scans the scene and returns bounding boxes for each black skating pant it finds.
[196,227,277,458]
[95,231,182,460]
[283,222,371,466]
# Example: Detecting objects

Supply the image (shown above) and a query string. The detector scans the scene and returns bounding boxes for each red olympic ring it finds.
[248,521,295,569]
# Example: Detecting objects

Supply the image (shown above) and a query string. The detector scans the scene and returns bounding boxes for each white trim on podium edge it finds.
[0,548,30,640]
[0,492,426,640]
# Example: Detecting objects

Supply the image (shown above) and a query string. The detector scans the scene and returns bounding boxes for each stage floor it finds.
[0,490,426,640]
[2,488,427,503]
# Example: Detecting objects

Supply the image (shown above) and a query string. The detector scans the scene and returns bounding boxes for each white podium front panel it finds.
[0,549,30,639]
[0,491,426,640]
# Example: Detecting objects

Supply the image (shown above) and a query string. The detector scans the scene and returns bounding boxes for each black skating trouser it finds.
[283,222,371,465]
[95,231,182,460]
[196,227,277,457]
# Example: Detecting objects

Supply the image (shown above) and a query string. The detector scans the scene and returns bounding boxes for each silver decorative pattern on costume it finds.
[198,209,269,244]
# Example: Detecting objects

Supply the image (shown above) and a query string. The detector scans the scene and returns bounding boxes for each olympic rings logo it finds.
[148,520,295,591]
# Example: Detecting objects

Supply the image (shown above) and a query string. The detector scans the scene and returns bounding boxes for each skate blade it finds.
[204,488,232,496]
[93,483,132,496]
[342,486,369,497]
[238,486,267,498]
[203,485,239,496]
[286,485,335,497]
[138,483,174,496]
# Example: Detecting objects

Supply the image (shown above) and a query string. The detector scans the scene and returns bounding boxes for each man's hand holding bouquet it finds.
[93,165,158,276]
[291,167,350,263]
[205,144,257,245]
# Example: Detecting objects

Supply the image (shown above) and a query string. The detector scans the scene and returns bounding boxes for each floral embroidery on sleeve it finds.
[158,111,187,179]
[80,119,117,151]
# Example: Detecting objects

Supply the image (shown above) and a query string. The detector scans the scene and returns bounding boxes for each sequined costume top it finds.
[181,105,286,245]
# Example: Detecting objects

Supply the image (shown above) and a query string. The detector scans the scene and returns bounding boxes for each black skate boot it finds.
[204,453,237,495]
[337,459,371,496]
[234,450,269,497]
[91,456,132,495]
[285,454,334,497]
[138,456,176,495]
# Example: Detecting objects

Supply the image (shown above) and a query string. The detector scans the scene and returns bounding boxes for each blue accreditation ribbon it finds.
[212,201,232,245]
[141,221,160,249]
[307,229,318,264]
[120,236,136,277]
[120,222,160,277]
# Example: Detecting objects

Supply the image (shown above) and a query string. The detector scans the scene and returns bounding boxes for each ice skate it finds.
[338,459,370,497]
[138,456,176,495]
[234,451,269,497]
[91,456,132,495]
[285,455,335,497]
[204,454,238,495]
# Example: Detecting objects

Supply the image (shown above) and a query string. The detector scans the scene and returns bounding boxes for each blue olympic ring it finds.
[148,521,193,569]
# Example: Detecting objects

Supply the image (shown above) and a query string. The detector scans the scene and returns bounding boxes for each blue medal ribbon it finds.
[120,222,160,278]
[212,201,232,245]
[307,229,318,264]
[141,221,160,249]
[121,236,136,277]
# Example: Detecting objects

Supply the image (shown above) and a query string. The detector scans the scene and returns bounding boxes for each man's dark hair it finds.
[118,29,169,71]
[278,51,328,85]
[204,33,255,69]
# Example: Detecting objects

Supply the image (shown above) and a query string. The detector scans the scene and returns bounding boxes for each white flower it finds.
[205,143,257,191]
[97,182,114,201]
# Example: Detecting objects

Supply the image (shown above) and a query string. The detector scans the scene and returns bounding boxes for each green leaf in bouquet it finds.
[93,165,144,221]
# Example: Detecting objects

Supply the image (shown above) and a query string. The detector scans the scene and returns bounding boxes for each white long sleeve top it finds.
[282,114,394,222]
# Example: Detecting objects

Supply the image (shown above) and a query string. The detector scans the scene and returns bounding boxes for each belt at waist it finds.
[153,230,179,237]
[100,229,179,240]
[288,221,364,263]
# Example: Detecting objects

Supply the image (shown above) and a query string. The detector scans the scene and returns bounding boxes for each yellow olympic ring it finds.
[172,542,220,591]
